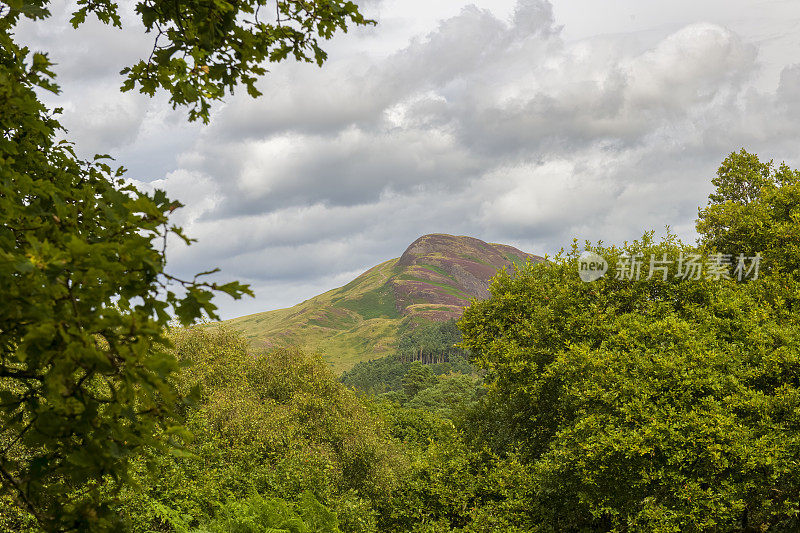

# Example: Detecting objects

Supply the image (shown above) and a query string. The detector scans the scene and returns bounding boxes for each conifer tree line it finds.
[396,320,468,364]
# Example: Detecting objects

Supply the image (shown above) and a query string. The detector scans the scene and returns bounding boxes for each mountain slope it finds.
[221,234,542,372]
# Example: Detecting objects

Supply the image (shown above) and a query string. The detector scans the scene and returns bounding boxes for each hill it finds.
[219,234,542,372]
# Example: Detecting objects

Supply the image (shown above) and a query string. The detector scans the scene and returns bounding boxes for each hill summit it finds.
[221,234,542,371]
[393,234,535,320]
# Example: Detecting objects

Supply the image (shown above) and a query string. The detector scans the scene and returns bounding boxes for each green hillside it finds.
[219,234,541,372]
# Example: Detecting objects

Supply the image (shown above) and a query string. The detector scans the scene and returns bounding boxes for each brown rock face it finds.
[390,234,542,320]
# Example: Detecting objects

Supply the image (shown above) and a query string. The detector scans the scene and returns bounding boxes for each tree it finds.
[397,320,468,364]
[0,0,372,529]
[459,157,800,530]
[401,362,437,399]
[117,327,401,533]
[697,149,800,277]
[2,0,374,123]
[190,492,341,533]
[406,374,481,418]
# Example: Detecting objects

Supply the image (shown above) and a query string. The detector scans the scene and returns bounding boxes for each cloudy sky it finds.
[17,0,800,318]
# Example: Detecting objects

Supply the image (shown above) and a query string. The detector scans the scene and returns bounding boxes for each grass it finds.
[214,236,533,373]
[417,263,456,280]
[336,285,401,320]
[394,275,471,299]
[460,254,494,267]
[218,258,404,373]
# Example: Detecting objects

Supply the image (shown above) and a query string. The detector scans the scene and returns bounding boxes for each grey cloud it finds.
[17,1,150,84]
[169,1,800,318]
[19,0,800,318]
[185,125,484,217]
[777,64,800,117]
[168,186,481,275]
[512,0,560,38]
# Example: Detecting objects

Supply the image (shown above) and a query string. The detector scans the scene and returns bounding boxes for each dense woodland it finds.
[3,148,800,531]
[2,0,800,531]
[340,320,482,417]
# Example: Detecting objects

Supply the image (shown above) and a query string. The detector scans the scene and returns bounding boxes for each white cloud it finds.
[15,0,800,317]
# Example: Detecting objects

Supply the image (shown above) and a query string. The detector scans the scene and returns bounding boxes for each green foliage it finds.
[0,16,250,531]
[340,355,410,394]
[367,400,453,448]
[340,320,474,400]
[406,375,482,418]
[116,326,402,533]
[341,353,474,398]
[1,0,372,524]
[144,491,341,533]
[376,429,533,533]
[397,320,468,364]
[4,0,374,123]
[192,492,340,533]
[458,155,800,530]
[108,326,522,533]
[697,148,800,277]
[0,494,38,532]
[401,362,438,398]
